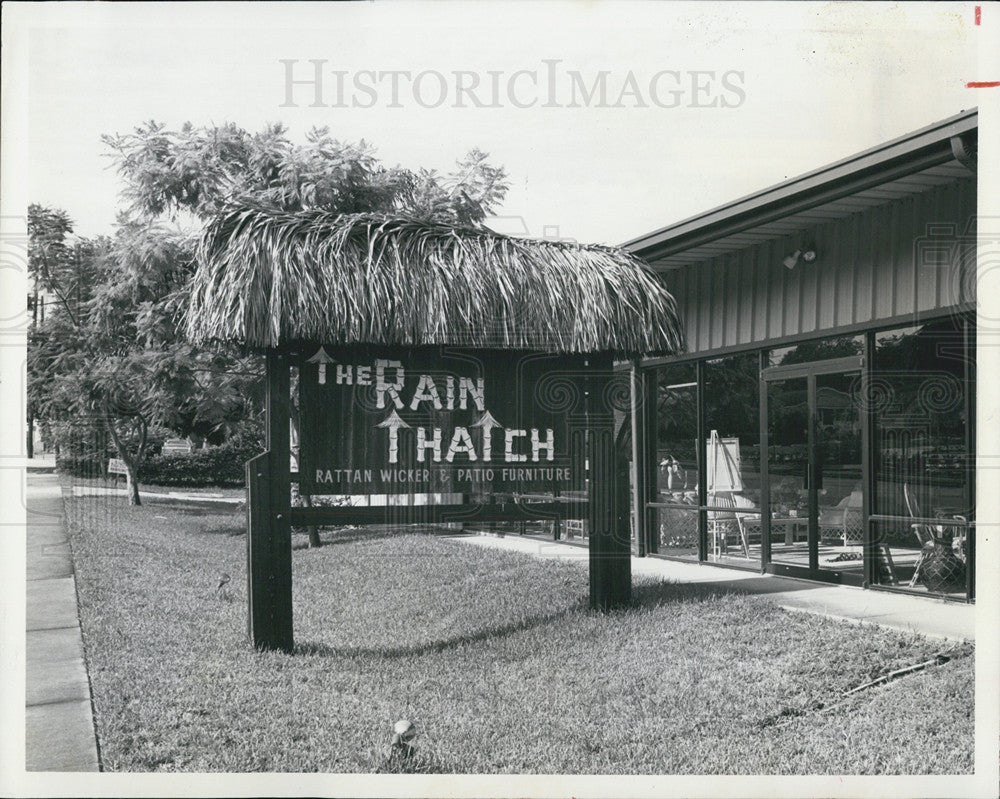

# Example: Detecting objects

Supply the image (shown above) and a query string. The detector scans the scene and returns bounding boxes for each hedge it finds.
[58,441,264,487]
[56,456,111,479]
[140,443,264,487]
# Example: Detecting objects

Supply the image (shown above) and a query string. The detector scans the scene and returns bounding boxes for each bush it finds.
[56,455,109,479]
[139,440,264,487]
[55,424,263,487]
[54,422,172,477]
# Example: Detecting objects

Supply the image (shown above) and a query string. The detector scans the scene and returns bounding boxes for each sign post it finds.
[246,350,293,651]
[586,359,632,611]
[246,345,632,651]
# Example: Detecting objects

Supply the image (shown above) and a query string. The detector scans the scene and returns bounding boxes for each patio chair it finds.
[817,488,863,547]
[842,504,864,547]
[903,482,968,590]
[708,492,750,558]
[903,483,937,587]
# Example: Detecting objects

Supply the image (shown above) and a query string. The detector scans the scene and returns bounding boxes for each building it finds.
[625,109,977,601]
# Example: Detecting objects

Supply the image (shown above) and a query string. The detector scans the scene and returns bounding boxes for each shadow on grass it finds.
[291,525,471,550]
[148,500,242,518]
[196,517,247,536]
[296,574,805,659]
[296,598,588,660]
[631,571,824,608]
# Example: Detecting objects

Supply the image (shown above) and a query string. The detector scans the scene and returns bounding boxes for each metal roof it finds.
[625,109,978,271]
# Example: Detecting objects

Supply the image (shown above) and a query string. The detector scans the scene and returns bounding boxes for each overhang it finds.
[625,109,977,271]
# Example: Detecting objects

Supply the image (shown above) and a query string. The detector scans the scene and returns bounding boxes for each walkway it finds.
[25,469,100,771]
[459,534,976,642]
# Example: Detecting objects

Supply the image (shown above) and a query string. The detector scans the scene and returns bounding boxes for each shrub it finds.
[56,454,109,479]
[54,422,172,477]
[55,423,263,487]
[139,440,264,487]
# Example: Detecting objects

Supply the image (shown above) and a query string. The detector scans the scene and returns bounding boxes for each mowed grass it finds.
[63,496,974,774]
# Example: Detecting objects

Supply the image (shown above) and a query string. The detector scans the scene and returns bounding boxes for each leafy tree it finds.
[28,206,261,504]
[33,122,509,513]
[27,207,108,457]
[102,121,508,225]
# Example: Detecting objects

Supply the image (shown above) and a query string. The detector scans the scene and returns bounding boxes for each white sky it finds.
[7,1,991,245]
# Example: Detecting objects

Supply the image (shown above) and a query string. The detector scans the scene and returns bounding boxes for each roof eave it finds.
[624,108,977,261]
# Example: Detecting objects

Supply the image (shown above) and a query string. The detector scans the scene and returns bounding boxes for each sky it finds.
[6,1,992,246]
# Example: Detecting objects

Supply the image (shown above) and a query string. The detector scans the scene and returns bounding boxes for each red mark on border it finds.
[967,81,1000,88]
[975,5,981,25]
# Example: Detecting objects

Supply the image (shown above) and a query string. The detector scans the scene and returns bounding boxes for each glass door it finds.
[763,357,863,584]
[766,376,810,569]
[815,371,864,571]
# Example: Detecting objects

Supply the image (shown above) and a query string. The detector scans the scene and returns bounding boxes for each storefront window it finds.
[705,353,762,564]
[872,317,972,597]
[769,334,863,367]
[653,362,698,557]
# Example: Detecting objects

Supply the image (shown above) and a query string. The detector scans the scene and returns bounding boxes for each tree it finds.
[28,206,261,504]
[102,121,508,225]
[33,122,509,514]
[27,207,108,462]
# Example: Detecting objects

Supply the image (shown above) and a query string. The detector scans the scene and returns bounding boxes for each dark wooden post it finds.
[759,350,771,571]
[630,362,647,557]
[588,357,632,611]
[861,332,875,587]
[696,360,708,561]
[246,452,271,640]
[246,350,294,651]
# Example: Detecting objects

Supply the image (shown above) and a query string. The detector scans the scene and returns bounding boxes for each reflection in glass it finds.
[705,353,761,564]
[815,372,863,549]
[653,362,698,559]
[767,377,809,567]
[769,334,862,367]
[872,318,971,597]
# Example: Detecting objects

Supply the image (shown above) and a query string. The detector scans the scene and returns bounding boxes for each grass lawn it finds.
[62,495,974,774]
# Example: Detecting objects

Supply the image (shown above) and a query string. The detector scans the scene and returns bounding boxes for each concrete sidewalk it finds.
[68,484,242,505]
[25,471,101,771]
[459,534,976,643]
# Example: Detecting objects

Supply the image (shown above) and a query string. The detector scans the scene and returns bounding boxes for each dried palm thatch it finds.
[186,208,684,355]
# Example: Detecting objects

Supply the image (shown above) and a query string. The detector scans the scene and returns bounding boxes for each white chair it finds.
[903,483,936,587]
[708,492,750,558]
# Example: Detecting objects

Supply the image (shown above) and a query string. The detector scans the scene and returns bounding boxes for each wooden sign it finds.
[298,346,588,496]
[245,347,630,652]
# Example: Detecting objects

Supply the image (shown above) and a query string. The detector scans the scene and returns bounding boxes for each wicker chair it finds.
[903,483,937,587]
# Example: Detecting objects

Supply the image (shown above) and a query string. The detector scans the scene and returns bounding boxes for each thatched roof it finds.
[186,208,684,355]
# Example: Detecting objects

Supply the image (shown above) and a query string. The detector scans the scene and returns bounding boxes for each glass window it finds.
[652,506,698,559]
[705,353,762,563]
[872,317,972,597]
[652,362,698,557]
[654,362,698,500]
[769,334,863,367]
